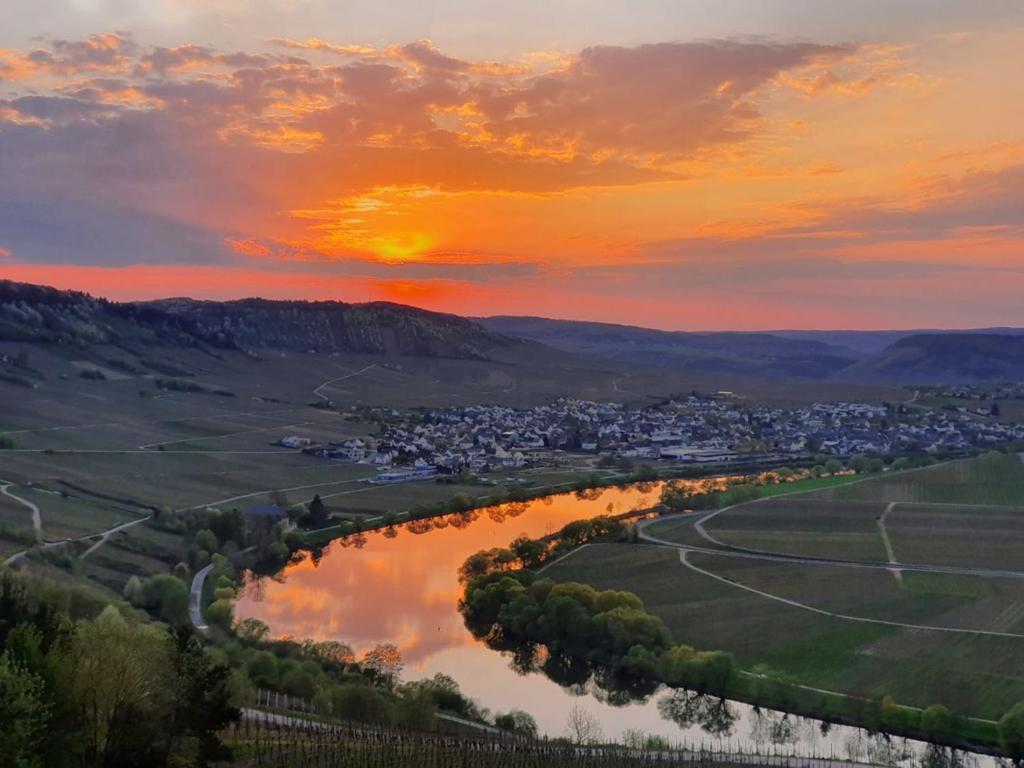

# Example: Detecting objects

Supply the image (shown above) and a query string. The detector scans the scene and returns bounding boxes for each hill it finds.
[843,333,1024,383]
[478,316,857,379]
[145,297,514,360]
[774,328,1024,355]
[0,280,515,361]
[482,316,1024,383]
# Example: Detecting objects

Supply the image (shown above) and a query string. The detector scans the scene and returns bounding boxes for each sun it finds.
[376,232,434,262]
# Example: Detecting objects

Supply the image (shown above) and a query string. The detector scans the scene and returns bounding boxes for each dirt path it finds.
[1,482,42,543]
[638,512,1024,580]
[179,476,367,512]
[313,364,377,402]
[138,420,316,450]
[877,502,903,585]
[79,516,150,559]
[3,510,149,566]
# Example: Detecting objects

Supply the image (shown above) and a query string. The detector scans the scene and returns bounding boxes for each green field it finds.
[546,543,1024,720]
[543,453,1024,723]
[808,454,1024,506]
[701,499,889,561]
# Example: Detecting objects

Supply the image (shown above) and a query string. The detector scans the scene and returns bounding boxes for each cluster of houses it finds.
[275,394,1024,478]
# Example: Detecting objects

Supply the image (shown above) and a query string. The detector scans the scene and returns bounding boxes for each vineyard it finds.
[219,713,856,768]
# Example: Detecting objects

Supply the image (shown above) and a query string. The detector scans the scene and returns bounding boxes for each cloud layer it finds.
[1,27,1022,329]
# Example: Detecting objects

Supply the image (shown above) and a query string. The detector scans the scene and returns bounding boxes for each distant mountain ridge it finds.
[479,315,1024,383]
[0,280,515,360]
[2,281,1022,383]
[771,328,1024,355]
[840,334,1024,383]
[479,316,858,379]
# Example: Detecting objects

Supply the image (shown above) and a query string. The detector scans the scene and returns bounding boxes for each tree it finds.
[206,599,234,630]
[166,626,240,766]
[495,709,538,738]
[123,576,145,606]
[448,492,473,513]
[361,643,403,686]
[998,702,1024,761]
[565,702,602,744]
[194,528,219,554]
[308,494,328,527]
[64,610,172,766]
[511,536,548,570]
[825,459,844,475]
[920,704,954,741]
[235,618,270,644]
[0,653,50,768]
[142,574,190,625]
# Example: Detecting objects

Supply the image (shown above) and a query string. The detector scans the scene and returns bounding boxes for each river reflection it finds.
[236,479,994,766]
[236,482,667,665]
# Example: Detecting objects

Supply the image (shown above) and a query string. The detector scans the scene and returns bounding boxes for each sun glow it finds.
[375,232,435,262]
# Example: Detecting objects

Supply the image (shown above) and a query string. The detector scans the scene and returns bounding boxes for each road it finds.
[677,549,1024,640]
[1,481,41,543]
[4,510,150,567]
[313,364,378,402]
[79,516,151,559]
[628,510,1024,639]
[637,512,1024,582]
[189,563,214,632]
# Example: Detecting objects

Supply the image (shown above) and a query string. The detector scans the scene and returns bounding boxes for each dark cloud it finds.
[2,95,117,122]
[0,197,227,265]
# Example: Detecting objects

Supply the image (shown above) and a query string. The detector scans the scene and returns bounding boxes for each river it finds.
[235,478,991,766]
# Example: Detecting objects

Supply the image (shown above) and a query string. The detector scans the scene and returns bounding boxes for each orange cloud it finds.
[268,37,376,57]
[2,29,1024,329]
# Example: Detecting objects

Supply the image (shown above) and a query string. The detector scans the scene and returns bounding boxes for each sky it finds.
[1,1,1023,330]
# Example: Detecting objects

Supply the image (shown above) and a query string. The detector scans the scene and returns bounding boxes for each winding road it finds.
[0,481,41,543]
[189,563,214,632]
[627,507,1024,639]
[637,511,1024,582]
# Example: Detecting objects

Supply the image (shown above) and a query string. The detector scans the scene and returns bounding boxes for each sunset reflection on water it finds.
[235,481,670,669]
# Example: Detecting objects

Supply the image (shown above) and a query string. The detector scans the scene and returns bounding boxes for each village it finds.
[278,393,1024,482]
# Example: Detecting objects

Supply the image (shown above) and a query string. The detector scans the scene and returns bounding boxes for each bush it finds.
[206,599,234,629]
[998,702,1024,760]
[495,709,538,738]
[140,574,189,624]
[920,704,954,741]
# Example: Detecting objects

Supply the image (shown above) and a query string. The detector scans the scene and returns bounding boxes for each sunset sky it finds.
[1,1,1022,329]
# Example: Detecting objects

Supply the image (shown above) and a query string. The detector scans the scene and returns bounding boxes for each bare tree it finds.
[566,702,603,745]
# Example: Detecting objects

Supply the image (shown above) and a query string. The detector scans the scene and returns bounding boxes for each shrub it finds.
[206,599,234,629]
